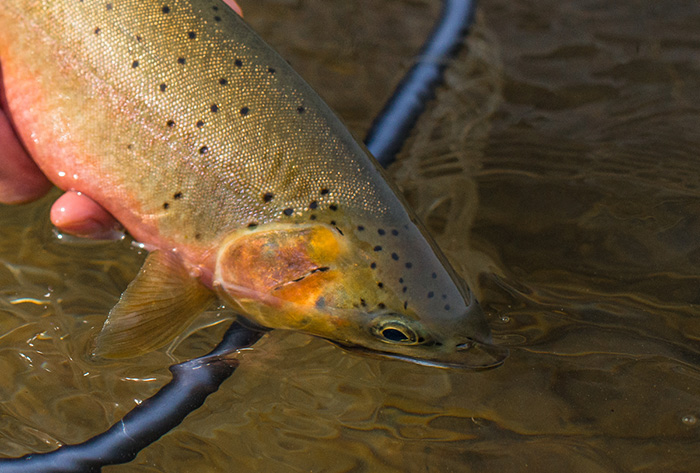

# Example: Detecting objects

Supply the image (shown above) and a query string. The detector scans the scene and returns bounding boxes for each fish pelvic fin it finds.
[94,250,215,359]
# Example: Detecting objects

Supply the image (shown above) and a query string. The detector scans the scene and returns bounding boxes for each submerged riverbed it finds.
[0,0,698,471]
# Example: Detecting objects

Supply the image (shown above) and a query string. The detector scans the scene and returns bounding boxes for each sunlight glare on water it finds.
[0,0,698,472]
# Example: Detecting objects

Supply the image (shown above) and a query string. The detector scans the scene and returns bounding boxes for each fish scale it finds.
[0,0,506,367]
[4,0,394,242]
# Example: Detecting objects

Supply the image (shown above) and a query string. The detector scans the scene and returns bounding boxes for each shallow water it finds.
[1,0,699,471]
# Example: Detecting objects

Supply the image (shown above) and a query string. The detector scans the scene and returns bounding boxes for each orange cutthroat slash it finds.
[0,0,507,368]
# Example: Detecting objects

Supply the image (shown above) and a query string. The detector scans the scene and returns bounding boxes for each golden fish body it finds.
[0,0,504,367]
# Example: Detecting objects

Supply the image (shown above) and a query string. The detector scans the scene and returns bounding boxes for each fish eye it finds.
[371,318,425,345]
[382,327,411,342]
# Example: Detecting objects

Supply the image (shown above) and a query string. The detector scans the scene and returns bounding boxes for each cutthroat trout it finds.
[0,0,506,368]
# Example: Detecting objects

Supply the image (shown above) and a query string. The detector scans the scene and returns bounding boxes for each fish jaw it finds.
[329,295,509,370]
[0,1,504,366]
[213,219,507,369]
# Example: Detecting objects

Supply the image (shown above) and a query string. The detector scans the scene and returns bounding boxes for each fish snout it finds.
[336,297,509,369]
[441,298,509,369]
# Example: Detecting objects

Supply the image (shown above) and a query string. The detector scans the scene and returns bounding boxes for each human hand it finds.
[0,0,243,239]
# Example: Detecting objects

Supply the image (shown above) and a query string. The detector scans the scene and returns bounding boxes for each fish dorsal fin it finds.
[94,250,215,359]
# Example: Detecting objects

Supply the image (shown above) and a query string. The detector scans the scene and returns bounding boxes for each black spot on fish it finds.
[441,294,448,300]
[132,60,139,68]
[177,57,186,65]
[173,192,183,199]
[162,5,171,14]
[187,31,196,39]
[391,253,399,261]
[199,146,208,154]
[378,229,386,235]
[398,278,404,283]
[234,59,243,67]
[370,262,377,269]
[357,225,365,231]
[428,291,434,298]
[283,208,294,216]
[247,222,258,228]
[360,299,367,307]
[106,3,112,10]
[431,272,437,279]
[320,188,329,195]
[330,220,336,226]
[377,282,384,288]
[214,16,221,22]
[166,120,175,127]
[262,192,274,203]
[210,104,219,113]
[315,297,326,309]
[374,246,382,252]
[402,286,407,293]
[297,106,305,114]
[212,5,219,10]
[405,262,413,269]
[268,67,276,74]
[163,202,170,210]
[391,229,399,236]
[159,83,167,92]
[378,303,386,309]
[219,78,228,85]
[127,144,133,150]
[444,304,451,311]
[404,301,409,310]
[136,35,142,42]
[310,215,317,220]
[240,107,249,116]
[195,233,202,240]
[196,120,204,128]
[329,204,338,211]
[308,201,318,210]
[94,27,101,35]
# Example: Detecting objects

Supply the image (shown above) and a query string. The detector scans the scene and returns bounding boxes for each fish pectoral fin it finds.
[94,250,215,359]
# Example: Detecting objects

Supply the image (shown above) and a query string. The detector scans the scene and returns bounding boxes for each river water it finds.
[0,0,698,471]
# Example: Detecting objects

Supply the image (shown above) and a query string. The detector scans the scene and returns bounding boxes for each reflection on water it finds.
[1,0,699,471]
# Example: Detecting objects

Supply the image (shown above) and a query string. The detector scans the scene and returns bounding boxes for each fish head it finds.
[214,219,507,369]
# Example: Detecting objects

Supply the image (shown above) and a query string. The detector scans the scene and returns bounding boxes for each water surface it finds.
[0,0,698,471]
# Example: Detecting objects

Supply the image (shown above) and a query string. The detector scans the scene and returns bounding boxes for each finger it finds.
[223,0,243,17]
[0,60,53,203]
[0,109,53,204]
[50,190,124,240]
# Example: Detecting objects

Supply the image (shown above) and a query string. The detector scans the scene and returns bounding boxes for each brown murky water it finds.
[1,0,699,471]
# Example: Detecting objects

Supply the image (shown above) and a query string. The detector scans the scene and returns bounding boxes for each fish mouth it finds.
[330,339,509,370]
[330,291,509,369]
